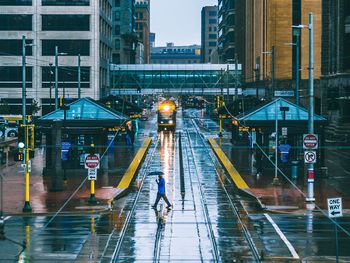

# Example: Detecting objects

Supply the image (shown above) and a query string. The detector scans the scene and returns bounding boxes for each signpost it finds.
[328,197,343,263]
[84,153,100,204]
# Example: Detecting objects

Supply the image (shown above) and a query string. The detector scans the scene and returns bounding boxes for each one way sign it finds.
[327,197,343,218]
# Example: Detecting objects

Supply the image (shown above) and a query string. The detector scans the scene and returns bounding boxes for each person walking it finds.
[152,174,172,210]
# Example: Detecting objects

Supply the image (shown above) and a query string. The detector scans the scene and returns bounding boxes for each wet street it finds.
[1,108,350,262]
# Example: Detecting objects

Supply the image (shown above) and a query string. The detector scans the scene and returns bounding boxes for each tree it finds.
[29,100,41,115]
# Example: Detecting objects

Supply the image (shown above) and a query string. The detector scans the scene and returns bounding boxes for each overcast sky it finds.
[150,0,218,47]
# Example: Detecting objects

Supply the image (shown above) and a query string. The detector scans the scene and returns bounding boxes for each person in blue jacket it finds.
[152,174,172,209]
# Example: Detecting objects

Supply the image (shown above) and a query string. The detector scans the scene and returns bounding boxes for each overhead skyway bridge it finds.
[108,64,242,96]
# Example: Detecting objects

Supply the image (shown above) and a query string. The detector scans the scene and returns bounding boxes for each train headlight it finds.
[163,105,170,111]
[169,120,173,124]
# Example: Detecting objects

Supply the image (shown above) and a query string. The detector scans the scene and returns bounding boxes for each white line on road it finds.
[4,216,11,221]
[264,213,299,259]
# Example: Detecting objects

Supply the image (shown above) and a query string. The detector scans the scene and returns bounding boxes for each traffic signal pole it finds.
[22,36,32,213]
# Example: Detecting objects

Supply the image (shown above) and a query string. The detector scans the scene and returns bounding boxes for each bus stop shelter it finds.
[36,98,128,190]
[232,98,327,172]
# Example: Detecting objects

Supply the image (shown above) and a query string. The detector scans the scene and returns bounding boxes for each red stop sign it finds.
[85,154,100,169]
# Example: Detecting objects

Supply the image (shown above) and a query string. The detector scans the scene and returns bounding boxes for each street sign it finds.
[303,134,318,149]
[282,127,288,136]
[88,168,97,180]
[304,151,317,163]
[327,197,343,218]
[84,154,100,169]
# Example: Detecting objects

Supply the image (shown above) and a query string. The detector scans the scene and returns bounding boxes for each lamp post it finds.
[55,46,67,110]
[49,63,53,109]
[78,54,81,99]
[290,27,301,105]
[292,13,315,202]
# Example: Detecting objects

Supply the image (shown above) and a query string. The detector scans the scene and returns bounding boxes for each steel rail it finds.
[184,130,221,262]
[109,136,160,263]
[189,117,261,262]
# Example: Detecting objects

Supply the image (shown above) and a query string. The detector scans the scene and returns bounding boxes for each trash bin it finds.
[291,160,300,179]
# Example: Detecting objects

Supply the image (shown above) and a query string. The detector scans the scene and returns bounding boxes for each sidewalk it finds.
[0,131,149,215]
[217,136,350,212]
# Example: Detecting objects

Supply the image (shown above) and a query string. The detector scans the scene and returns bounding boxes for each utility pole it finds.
[306,13,315,202]
[78,54,81,99]
[22,35,32,212]
[235,53,238,101]
[55,46,59,109]
[49,63,53,108]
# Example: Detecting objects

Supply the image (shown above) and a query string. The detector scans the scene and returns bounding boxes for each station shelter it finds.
[232,98,327,172]
[36,97,128,177]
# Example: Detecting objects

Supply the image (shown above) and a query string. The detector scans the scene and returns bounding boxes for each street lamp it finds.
[291,26,302,106]
[292,13,315,202]
[55,46,67,110]
[262,46,275,99]
[49,63,53,109]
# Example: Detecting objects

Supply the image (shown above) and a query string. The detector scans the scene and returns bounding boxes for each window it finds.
[209,11,217,16]
[0,15,32,31]
[114,11,120,21]
[42,66,90,88]
[209,34,217,39]
[114,0,120,7]
[209,19,217,24]
[42,40,90,56]
[114,25,120,35]
[209,41,216,47]
[139,12,143,20]
[115,39,120,49]
[112,53,120,64]
[209,27,212,32]
[42,15,90,31]
[0,66,32,88]
[0,0,31,5]
[214,26,217,32]
[42,0,89,5]
[0,39,33,56]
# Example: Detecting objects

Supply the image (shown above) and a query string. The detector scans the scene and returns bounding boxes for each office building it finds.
[321,0,350,122]
[201,6,218,63]
[218,0,235,63]
[135,0,150,64]
[112,0,137,64]
[235,0,322,102]
[151,43,201,64]
[0,0,112,115]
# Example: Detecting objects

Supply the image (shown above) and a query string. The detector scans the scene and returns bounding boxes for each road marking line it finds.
[264,213,299,259]
[4,216,11,221]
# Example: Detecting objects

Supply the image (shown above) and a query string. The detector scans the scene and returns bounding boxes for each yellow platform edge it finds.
[116,138,152,189]
[208,138,249,189]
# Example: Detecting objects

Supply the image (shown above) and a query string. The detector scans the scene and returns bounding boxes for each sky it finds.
[150,0,218,47]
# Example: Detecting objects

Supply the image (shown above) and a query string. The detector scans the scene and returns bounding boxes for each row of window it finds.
[0,39,90,56]
[0,66,90,88]
[209,26,217,32]
[150,60,200,64]
[0,15,90,31]
[0,0,90,6]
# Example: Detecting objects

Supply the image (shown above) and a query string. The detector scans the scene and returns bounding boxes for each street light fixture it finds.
[55,46,68,110]
[292,14,315,202]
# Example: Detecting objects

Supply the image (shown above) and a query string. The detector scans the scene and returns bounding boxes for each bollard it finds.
[291,160,299,179]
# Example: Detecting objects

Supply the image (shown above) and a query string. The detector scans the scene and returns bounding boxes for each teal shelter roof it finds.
[237,98,327,122]
[37,97,128,127]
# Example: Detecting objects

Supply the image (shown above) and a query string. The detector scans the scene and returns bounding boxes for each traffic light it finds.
[17,126,25,145]
[14,151,24,162]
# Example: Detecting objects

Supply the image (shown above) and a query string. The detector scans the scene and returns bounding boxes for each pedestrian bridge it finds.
[109,64,242,95]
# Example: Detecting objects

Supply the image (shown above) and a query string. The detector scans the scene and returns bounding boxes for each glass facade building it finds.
[109,64,241,95]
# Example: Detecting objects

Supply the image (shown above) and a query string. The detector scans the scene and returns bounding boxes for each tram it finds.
[157,100,176,131]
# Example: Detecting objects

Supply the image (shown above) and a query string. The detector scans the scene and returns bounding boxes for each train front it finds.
[157,100,176,132]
